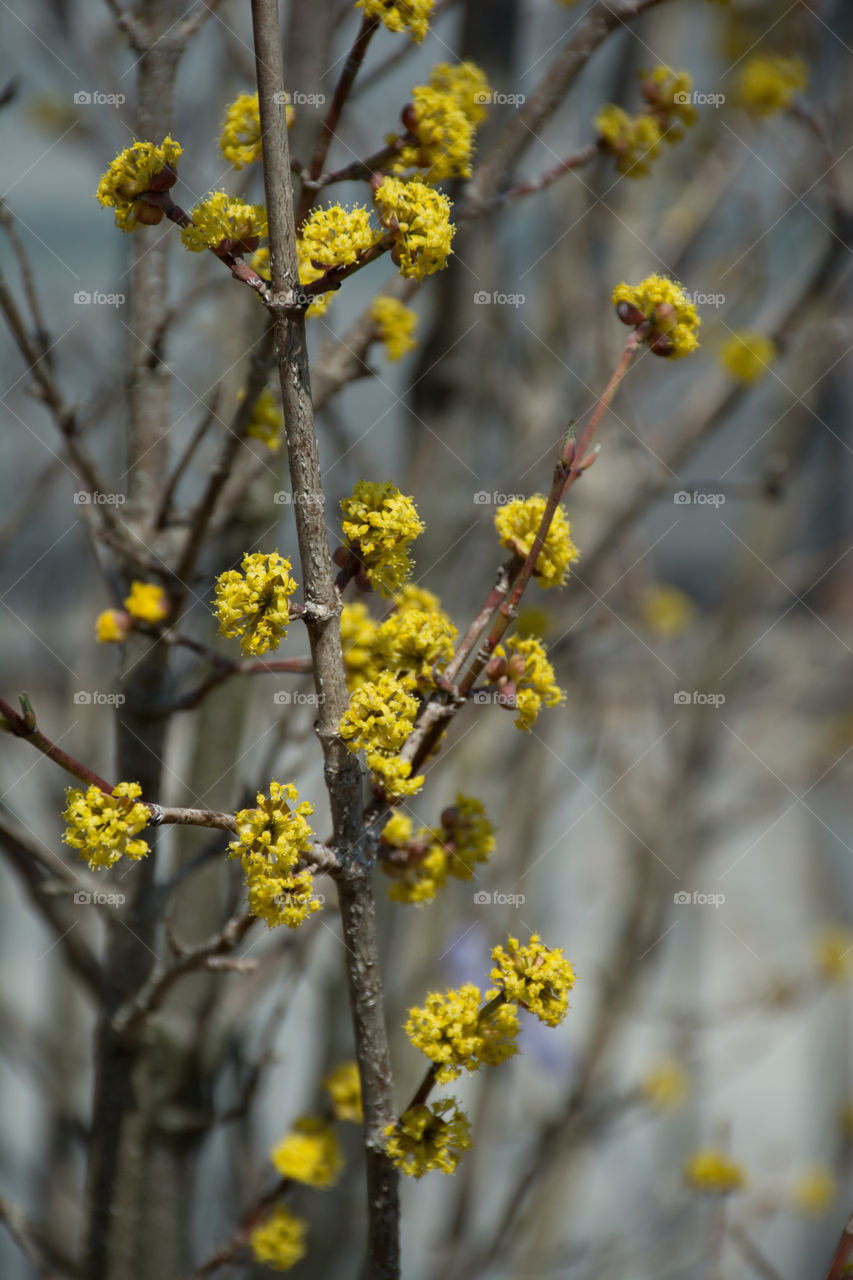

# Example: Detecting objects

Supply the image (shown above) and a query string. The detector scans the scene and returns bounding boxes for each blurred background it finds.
[1,0,853,1276]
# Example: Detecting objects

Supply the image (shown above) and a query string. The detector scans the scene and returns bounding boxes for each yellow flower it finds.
[494,635,564,732]
[229,781,319,930]
[385,1098,471,1177]
[95,609,129,643]
[271,1116,343,1188]
[340,479,425,596]
[368,752,424,800]
[124,580,168,623]
[612,274,701,358]
[243,387,283,452]
[720,330,776,383]
[428,61,491,125]
[736,53,808,117]
[385,843,448,904]
[213,551,298,656]
[405,983,520,1082]
[641,65,697,138]
[250,1207,307,1271]
[96,136,181,231]
[641,1058,689,1110]
[394,584,443,613]
[440,794,495,880]
[490,934,575,1026]
[323,1061,363,1124]
[815,925,853,982]
[685,1148,746,1194]
[341,602,381,689]
[595,105,663,177]
[792,1165,835,1215]
[181,191,267,255]
[374,177,454,281]
[371,295,418,361]
[357,0,433,42]
[641,584,695,639]
[339,670,420,756]
[494,495,579,588]
[392,84,476,181]
[219,91,295,169]
[371,607,457,686]
[62,781,150,869]
[300,203,380,271]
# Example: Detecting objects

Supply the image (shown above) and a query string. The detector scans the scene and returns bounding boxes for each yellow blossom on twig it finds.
[62,781,150,869]
[494,495,579,588]
[181,191,267,255]
[96,136,181,231]
[613,274,701,358]
[374,177,454,281]
[323,1061,363,1124]
[490,934,575,1026]
[124,580,168,623]
[250,1207,307,1271]
[385,1098,471,1177]
[340,479,425,596]
[219,91,294,169]
[213,551,298,656]
[405,983,520,1082]
[357,0,433,43]
[271,1116,343,1188]
[95,609,129,644]
[229,781,319,929]
[493,634,564,732]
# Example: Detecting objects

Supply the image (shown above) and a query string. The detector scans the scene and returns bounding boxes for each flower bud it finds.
[484,655,507,682]
[616,300,646,326]
[401,102,418,134]
[440,806,459,831]
[496,680,517,710]
[649,331,675,357]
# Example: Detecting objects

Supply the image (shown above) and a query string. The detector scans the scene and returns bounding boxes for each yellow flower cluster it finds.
[340,602,381,688]
[301,203,380,274]
[792,1165,836,1215]
[357,0,433,43]
[736,53,807,117]
[391,63,490,182]
[213,551,298,656]
[641,1058,689,1110]
[95,609,129,644]
[374,177,454,281]
[815,925,853,982]
[612,274,701,358]
[242,387,284,452]
[595,66,696,177]
[641,584,695,639]
[404,984,520,1082]
[62,781,150,869]
[494,634,564,732]
[219,91,294,169]
[490,934,575,1026]
[251,244,334,318]
[685,1148,746,1194]
[250,1207,307,1271]
[381,794,495,903]
[181,191,268,255]
[720,330,776,383]
[124,581,168,623]
[96,136,181,231]
[323,1061,363,1123]
[338,671,423,799]
[370,295,418,361]
[340,479,425,596]
[494,495,579,588]
[385,1098,471,1178]
[228,781,319,929]
[372,606,457,686]
[271,1116,343,1188]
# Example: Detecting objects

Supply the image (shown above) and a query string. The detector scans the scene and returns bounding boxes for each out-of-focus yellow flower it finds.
[271,1116,343,1188]
[641,1058,689,1110]
[95,609,130,643]
[124,581,168,623]
[641,584,695,638]
[685,1148,746,1194]
[357,0,433,43]
[371,295,418,361]
[720,331,776,383]
[792,1165,836,1215]
[385,1098,471,1177]
[323,1062,362,1124]
[249,1207,307,1271]
[815,925,853,982]
[736,53,807,116]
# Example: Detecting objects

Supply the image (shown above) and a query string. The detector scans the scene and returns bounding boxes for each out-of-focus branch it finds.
[0,1193,82,1279]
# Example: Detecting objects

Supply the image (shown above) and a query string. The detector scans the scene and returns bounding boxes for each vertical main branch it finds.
[251,3,400,1275]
